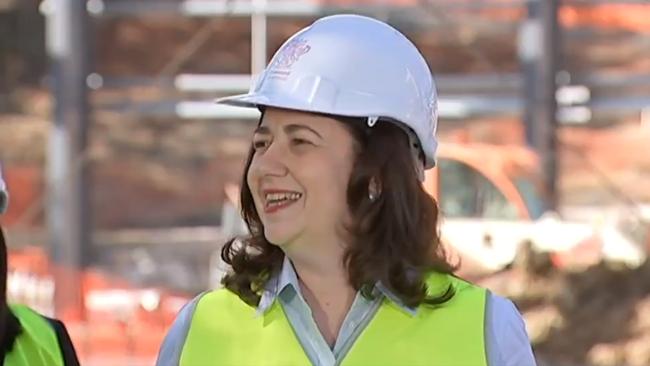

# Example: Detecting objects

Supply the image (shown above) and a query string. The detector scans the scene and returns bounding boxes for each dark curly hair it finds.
[221,113,457,308]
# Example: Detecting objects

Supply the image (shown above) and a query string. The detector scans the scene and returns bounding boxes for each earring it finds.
[369,191,377,202]
[368,178,380,202]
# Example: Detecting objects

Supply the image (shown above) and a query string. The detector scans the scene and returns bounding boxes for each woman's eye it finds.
[253,140,269,150]
[291,138,312,146]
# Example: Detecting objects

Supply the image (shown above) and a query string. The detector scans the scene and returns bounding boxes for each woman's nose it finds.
[252,142,289,177]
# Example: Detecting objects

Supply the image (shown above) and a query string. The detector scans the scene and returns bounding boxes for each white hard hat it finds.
[0,164,8,214]
[216,14,439,169]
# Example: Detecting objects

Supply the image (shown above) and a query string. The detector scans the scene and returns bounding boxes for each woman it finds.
[158,14,536,366]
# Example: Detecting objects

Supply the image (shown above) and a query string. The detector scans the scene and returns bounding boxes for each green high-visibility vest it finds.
[4,305,64,366]
[180,273,488,366]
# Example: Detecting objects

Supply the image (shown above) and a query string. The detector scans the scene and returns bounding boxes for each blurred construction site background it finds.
[1,0,649,365]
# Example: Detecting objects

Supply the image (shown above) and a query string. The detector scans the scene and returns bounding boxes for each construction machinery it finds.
[428,142,648,278]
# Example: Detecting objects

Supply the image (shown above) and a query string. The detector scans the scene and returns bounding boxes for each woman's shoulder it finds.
[425,272,488,302]
[156,289,234,366]
[166,288,254,332]
[485,292,537,366]
[157,287,260,362]
[485,292,529,336]
[174,288,242,319]
[440,275,533,346]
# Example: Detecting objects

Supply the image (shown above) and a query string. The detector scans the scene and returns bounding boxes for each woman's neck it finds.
[286,249,356,348]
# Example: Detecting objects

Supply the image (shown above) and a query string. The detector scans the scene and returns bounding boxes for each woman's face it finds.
[247,108,358,249]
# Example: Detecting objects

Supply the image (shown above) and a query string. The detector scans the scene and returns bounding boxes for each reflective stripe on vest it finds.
[4,305,64,366]
[180,273,488,366]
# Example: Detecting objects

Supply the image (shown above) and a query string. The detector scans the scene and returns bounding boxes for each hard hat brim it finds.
[215,93,375,119]
[214,93,262,109]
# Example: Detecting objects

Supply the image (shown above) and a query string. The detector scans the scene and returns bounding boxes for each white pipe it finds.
[251,0,268,75]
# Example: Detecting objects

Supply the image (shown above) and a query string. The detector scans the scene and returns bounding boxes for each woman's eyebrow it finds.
[284,124,323,139]
[253,126,271,135]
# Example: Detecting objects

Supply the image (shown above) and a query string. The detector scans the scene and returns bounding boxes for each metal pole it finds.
[520,1,538,149]
[251,0,267,75]
[44,0,90,320]
[520,0,559,211]
[540,0,560,211]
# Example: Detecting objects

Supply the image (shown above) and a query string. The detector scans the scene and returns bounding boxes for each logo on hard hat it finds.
[268,38,311,79]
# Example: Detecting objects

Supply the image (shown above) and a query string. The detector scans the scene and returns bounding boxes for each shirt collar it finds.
[256,256,418,317]
[375,281,418,316]
[256,256,300,316]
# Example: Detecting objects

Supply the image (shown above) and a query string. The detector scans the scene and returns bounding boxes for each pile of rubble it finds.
[482,260,650,366]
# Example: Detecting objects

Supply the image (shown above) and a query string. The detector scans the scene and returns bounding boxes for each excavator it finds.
[427,143,648,279]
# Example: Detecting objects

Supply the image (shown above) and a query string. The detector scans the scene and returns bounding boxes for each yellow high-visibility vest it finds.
[4,304,64,366]
[180,273,487,366]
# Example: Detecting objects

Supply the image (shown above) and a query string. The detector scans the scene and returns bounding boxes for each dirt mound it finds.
[485,261,650,366]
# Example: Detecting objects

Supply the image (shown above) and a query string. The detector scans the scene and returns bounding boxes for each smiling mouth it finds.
[264,191,303,213]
